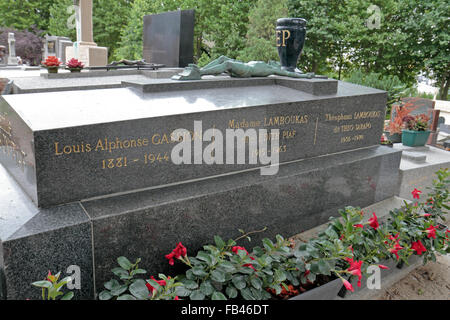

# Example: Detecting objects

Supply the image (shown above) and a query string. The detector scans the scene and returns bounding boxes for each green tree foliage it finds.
[287,0,351,75]
[0,0,53,31]
[407,0,449,100]
[48,0,76,41]
[193,0,254,63]
[115,0,254,64]
[237,0,288,63]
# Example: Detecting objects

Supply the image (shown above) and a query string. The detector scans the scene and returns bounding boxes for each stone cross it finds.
[7,33,18,65]
[74,0,96,46]
[8,33,16,58]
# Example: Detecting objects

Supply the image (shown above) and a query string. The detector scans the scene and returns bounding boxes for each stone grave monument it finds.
[143,10,195,68]
[0,45,6,66]
[0,74,402,299]
[7,33,18,66]
[0,17,402,300]
[44,35,73,64]
[66,0,108,67]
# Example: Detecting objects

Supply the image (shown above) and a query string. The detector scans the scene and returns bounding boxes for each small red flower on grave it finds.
[243,256,256,271]
[174,296,180,300]
[345,258,363,287]
[412,188,422,199]
[173,242,187,258]
[232,246,256,270]
[146,276,167,294]
[66,58,84,69]
[426,225,436,239]
[379,265,389,270]
[389,243,404,260]
[42,56,61,67]
[165,252,175,266]
[166,243,187,265]
[232,246,248,255]
[342,278,354,292]
[368,212,379,230]
[353,224,364,229]
[411,240,427,256]
[423,214,432,218]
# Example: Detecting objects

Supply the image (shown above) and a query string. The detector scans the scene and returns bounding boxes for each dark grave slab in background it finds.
[143,10,195,68]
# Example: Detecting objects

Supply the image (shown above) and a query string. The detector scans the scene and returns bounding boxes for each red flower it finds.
[146,276,167,294]
[165,252,175,266]
[232,246,256,270]
[174,296,180,300]
[353,224,364,229]
[66,58,84,69]
[389,243,403,260]
[42,56,61,67]
[173,243,187,259]
[423,214,432,218]
[345,258,363,287]
[426,225,436,239]
[342,279,354,292]
[368,212,379,230]
[166,243,187,265]
[411,240,427,255]
[411,188,422,199]
[232,246,248,255]
[379,265,389,270]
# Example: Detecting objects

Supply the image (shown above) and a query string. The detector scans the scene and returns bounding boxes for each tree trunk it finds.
[312,61,318,74]
[439,74,449,101]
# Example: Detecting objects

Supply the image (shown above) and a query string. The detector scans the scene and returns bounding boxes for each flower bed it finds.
[32,169,449,300]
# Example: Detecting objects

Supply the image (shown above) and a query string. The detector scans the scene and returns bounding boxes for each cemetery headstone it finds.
[0,45,6,65]
[44,35,73,64]
[7,33,18,66]
[143,10,195,68]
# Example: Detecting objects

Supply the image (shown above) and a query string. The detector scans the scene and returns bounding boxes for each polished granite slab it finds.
[0,78,387,207]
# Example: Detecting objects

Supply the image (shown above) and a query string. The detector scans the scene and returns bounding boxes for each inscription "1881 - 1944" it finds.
[49,110,382,171]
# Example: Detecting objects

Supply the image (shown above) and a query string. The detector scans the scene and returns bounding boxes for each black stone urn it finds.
[276,18,307,72]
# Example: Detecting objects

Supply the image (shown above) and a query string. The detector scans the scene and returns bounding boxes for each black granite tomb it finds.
[0,76,402,300]
[143,10,195,68]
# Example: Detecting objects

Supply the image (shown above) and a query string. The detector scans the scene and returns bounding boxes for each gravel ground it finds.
[377,254,450,300]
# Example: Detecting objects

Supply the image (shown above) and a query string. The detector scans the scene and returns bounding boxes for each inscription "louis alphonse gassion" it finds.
[50,109,382,170]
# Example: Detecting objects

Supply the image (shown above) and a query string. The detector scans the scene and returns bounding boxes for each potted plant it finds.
[66,58,84,73]
[41,56,61,73]
[387,100,420,142]
[401,114,431,147]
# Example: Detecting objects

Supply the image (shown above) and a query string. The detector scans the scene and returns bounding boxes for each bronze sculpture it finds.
[172,56,325,81]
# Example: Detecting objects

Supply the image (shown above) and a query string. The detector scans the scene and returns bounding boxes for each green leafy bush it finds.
[344,70,409,118]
